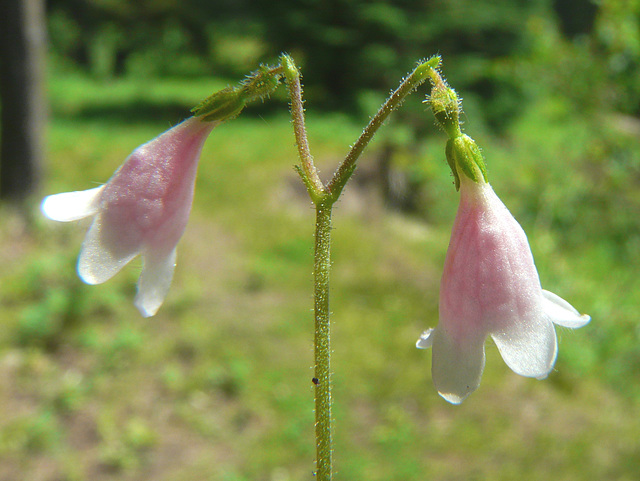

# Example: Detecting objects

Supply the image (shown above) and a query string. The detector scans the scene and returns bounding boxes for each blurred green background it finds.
[1,0,640,479]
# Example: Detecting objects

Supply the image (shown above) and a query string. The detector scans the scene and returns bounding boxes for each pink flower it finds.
[416,176,590,404]
[42,117,216,317]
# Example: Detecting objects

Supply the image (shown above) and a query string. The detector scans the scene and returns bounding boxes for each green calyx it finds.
[191,87,246,122]
[192,64,282,122]
[446,135,488,190]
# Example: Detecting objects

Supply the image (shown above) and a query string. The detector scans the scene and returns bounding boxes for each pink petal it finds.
[135,247,177,317]
[42,117,216,316]
[97,117,214,256]
[78,118,214,301]
[439,180,542,343]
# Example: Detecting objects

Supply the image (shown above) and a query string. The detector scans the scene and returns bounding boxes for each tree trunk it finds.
[0,0,46,202]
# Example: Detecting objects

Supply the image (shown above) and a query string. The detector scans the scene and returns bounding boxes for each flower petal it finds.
[542,290,591,328]
[134,247,177,317]
[430,328,486,404]
[41,187,104,222]
[77,216,139,285]
[416,328,435,349]
[491,317,557,379]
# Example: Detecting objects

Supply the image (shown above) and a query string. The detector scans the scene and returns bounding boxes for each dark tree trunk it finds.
[0,0,46,202]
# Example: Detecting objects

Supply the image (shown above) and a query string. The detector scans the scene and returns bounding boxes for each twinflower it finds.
[419,69,589,403]
[417,174,590,404]
[42,117,216,317]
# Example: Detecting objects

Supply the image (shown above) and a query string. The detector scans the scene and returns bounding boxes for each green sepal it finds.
[191,64,282,122]
[445,139,461,191]
[191,87,245,122]
[448,135,488,185]
[431,90,461,139]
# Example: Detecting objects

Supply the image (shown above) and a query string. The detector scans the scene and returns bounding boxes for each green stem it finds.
[314,202,333,481]
[281,54,334,479]
[327,56,441,201]
[280,55,440,480]
[281,54,326,200]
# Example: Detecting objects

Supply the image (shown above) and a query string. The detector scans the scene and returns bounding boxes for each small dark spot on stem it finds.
[312,377,319,385]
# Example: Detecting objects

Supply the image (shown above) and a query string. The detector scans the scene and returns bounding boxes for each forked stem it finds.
[279,54,439,481]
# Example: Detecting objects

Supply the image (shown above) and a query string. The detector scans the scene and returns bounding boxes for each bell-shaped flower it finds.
[414,127,592,403]
[42,117,216,317]
[416,172,590,404]
[418,68,590,403]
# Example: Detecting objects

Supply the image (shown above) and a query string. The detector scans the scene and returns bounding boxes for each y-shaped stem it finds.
[280,54,440,481]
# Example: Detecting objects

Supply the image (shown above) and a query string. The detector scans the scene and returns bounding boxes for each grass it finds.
[1,69,639,480]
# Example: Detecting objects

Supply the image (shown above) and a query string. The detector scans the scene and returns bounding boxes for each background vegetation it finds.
[1,0,639,479]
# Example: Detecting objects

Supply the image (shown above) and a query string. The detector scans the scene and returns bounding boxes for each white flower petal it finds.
[41,186,104,222]
[542,289,591,328]
[77,216,139,285]
[134,247,177,317]
[491,318,557,379]
[416,328,435,349]
[430,328,486,404]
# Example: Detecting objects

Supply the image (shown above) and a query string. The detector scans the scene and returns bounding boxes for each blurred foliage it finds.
[46,0,638,122]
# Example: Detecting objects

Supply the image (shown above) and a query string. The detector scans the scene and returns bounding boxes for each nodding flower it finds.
[42,117,216,317]
[417,173,590,404]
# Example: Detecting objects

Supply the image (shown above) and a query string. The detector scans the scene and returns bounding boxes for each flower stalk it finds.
[281,55,440,480]
[281,54,326,201]
[328,56,441,201]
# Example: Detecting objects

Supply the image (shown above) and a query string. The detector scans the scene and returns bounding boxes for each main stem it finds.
[314,202,333,480]
[281,55,440,480]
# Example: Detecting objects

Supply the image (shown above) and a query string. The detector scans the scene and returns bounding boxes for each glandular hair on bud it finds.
[240,66,281,103]
[429,80,461,139]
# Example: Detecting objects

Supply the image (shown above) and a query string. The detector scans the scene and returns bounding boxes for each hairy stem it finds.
[281,55,325,199]
[280,54,440,481]
[327,56,440,200]
[314,202,333,481]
